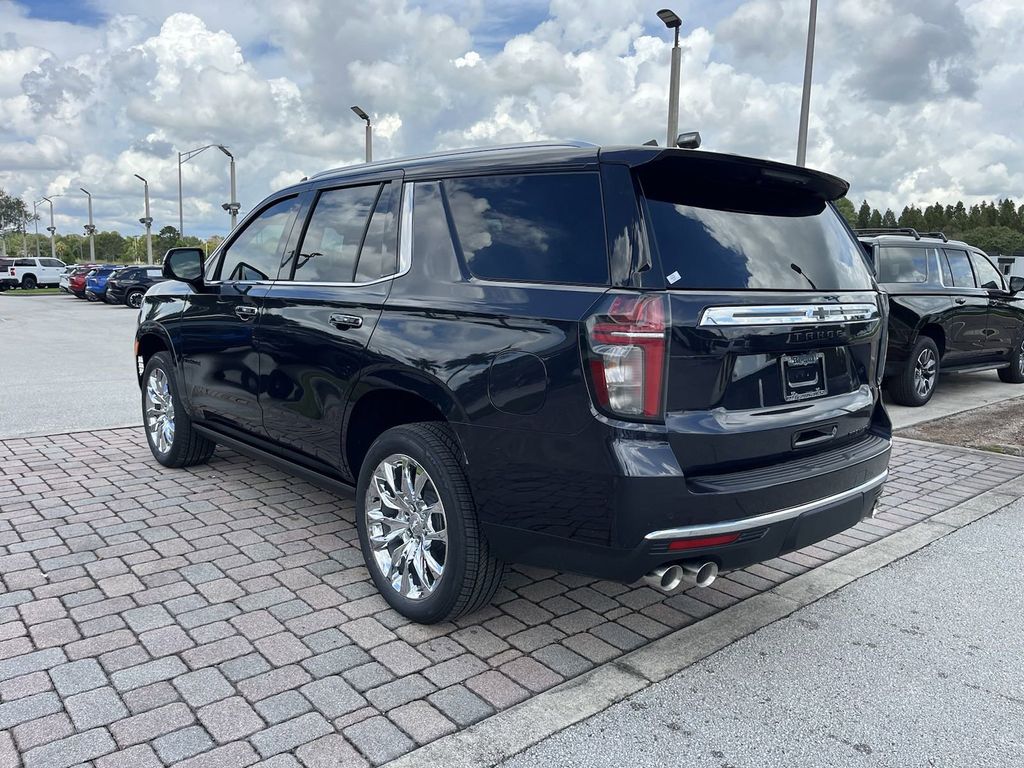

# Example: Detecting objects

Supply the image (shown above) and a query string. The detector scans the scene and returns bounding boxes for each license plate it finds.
[781,351,827,402]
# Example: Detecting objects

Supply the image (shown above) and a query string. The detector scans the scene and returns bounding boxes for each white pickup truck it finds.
[5,257,67,289]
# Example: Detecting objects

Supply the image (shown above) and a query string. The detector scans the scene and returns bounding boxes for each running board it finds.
[944,362,1010,374]
[193,424,356,498]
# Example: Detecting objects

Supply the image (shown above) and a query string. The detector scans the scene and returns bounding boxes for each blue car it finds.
[84,265,121,302]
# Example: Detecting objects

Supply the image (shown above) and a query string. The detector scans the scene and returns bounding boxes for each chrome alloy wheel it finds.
[365,454,448,600]
[913,347,937,398]
[128,291,144,309]
[145,367,175,454]
[1017,339,1024,377]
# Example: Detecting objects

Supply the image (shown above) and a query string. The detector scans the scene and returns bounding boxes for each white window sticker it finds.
[666,270,681,284]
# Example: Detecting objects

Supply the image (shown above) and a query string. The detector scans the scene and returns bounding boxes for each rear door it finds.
[634,156,883,473]
[177,195,302,436]
[257,177,403,467]
[941,247,990,364]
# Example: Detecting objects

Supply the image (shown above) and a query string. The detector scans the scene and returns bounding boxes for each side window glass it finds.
[877,247,927,282]
[292,185,379,283]
[969,252,1002,290]
[943,249,976,288]
[412,182,459,278]
[445,173,608,284]
[217,196,299,282]
[15,259,34,267]
[354,182,400,282]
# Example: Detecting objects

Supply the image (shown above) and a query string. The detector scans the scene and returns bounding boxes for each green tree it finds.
[0,188,31,234]
[881,209,898,227]
[950,201,968,232]
[856,200,872,229]
[899,205,925,230]
[997,198,1020,230]
[868,209,883,228]
[961,226,1024,257]
[835,197,857,227]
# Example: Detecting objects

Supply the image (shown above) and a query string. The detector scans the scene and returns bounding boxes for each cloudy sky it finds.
[1,0,1022,239]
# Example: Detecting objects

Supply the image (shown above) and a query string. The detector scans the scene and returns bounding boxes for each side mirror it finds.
[163,247,204,288]
[1009,276,1024,294]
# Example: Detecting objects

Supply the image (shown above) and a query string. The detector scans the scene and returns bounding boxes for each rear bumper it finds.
[0,278,16,289]
[471,404,892,584]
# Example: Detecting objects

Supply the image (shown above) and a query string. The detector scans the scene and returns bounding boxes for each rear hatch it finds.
[632,152,884,476]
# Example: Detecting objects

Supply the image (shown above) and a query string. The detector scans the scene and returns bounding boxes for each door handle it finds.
[954,297,967,304]
[329,313,363,330]
[234,305,258,320]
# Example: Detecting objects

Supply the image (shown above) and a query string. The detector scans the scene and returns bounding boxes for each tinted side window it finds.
[42,258,63,267]
[969,252,1002,290]
[944,249,975,288]
[445,173,608,285]
[355,183,400,282]
[292,185,379,283]
[877,246,928,283]
[217,196,299,281]
[15,259,34,267]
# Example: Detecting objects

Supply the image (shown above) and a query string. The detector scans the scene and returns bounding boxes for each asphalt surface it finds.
[0,293,141,438]
[884,369,1024,429]
[503,499,1024,768]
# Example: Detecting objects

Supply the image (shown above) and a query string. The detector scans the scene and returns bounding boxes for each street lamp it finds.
[134,174,153,265]
[795,0,818,166]
[177,143,237,237]
[216,145,240,231]
[40,195,61,260]
[351,106,372,163]
[31,200,42,258]
[80,188,96,262]
[657,9,682,148]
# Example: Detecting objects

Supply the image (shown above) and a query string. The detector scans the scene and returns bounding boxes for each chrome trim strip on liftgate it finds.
[699,303,880,327]
[644,468,889,540]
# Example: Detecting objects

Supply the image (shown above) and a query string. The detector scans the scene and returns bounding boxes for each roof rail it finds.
[853,227,920,240]
[309,140,598,180]
[919,231,949,242]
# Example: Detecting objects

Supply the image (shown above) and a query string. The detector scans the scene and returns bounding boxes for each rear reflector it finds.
[667,533,741,551]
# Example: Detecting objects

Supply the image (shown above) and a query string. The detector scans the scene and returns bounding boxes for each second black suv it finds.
[107,265,167,308]
[136,142,891,623]
[858,229,1024,406]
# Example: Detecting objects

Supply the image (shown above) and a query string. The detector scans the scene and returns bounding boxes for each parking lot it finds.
[3,293,1024,766]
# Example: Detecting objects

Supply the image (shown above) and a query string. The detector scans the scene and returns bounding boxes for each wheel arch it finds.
[917,322,946,358]
[343,369,469,483]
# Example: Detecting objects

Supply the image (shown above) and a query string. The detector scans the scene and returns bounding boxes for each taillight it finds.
[585,293,669,420]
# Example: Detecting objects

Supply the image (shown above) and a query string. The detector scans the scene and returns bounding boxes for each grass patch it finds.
[0,287,62,296]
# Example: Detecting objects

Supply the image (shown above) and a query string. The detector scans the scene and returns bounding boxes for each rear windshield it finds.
[640,174,873,291]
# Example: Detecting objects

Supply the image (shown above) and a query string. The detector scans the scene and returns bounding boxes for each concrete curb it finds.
[383,485,1021,768]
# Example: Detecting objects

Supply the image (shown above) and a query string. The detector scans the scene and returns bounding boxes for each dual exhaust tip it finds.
[644,560,719,593]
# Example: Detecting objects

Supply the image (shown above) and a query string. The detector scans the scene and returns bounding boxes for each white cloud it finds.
[0,0,1021,239]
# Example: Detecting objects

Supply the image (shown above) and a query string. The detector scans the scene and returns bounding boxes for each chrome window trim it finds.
[645,468,889,541]
[203,182,413,290]
[699,303,880,327]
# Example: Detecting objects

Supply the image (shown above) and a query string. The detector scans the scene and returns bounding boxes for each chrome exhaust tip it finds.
[644,564,685,593]
[681,560,718,588]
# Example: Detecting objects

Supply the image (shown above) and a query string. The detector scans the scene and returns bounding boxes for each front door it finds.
[258,178,403,475]
[940,247,990,364]
[969,250,1018,359]
[178,195,302,437]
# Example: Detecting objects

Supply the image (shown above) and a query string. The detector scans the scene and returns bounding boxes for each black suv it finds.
[857,229,1024,406]
[107,265,167,308]
[136,142,891,623]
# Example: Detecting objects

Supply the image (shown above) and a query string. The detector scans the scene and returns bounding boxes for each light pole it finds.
[178,143,234,237]
[31,200,42,258]
[795,0,818,166]
[657,9,682,148]
[134,174,153,265]
[351,106,372,162]
[216,145,240,230]
[41,195,60,260]
[80,188,96,262]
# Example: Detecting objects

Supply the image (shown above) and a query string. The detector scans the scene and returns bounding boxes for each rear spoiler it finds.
[601,147,850,202]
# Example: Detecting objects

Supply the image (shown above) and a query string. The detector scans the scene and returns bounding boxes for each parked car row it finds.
[62,263,167,307]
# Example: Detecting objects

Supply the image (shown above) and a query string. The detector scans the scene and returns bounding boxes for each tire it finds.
[356,422,505,624]
[21,275,36,290]
[887,336,940,406]
[86,292,98,302]
[141,351,215,468]
[126,289,145,309]
[999,337,1024,383]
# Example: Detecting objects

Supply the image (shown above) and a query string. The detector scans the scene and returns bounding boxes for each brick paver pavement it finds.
[1,428,1022,766]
